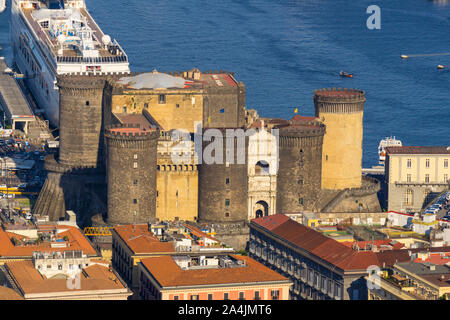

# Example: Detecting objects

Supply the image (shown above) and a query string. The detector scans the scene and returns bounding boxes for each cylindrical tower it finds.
[314,88,365,190]
[58,75,107,168]
[276,119,326,213]
[105,124,159,225]
[198,127,248,223]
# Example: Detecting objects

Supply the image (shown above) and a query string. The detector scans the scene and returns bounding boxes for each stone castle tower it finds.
[314,88,365,190]
[198,127,249,223]
[105,124,159,225]
[276,117,326,213]
[34,75,109,223]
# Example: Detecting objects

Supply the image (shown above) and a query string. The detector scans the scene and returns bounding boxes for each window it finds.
[173,295,179,300]
[133,162,138,168]
[425,174,430,183]
[176,104,180,108]
[133,179,138,185]
[407,174,411,182]
[299,198,303,205]
[134,154,138,159]
[133,199,137,204]
[144,103,148,109]
[271,290,279,300]
[407,159,412,168]
[58,264,62,270]
[208,294,213,300]
[47,265,51,269]
[224,293,229,300]
[225,199,230,206]
[298,179,303,185]
[445,159,449,168]
[159,94,166,104]
[239,292,245,300]
[85,101,89,106]
[123,106,127,113]
[225,212,230,217]
[425,159,430,168]
[254,291,260,300]
[190,295,199,300]
[225,178,230,185]
[404,189,413,206]
[444,174,448,182]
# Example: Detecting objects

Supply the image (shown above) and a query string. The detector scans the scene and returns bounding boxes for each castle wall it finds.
[276,126,325,213]
[58,76,108,168]
[314,88,365,190]
[198,129,248,223]
[203,84,246,129]
[105,128,159,225]
[156,163,198,222]
[111,90,204,132]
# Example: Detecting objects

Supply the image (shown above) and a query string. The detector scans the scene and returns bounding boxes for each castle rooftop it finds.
[116,69,240,91]
[314,88,365,98]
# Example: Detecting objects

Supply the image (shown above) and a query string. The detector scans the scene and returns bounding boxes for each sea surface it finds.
[1,0,449,167]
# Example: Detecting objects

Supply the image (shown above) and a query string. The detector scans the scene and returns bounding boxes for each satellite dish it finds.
[57,34,66,44]
[102,35,111,46]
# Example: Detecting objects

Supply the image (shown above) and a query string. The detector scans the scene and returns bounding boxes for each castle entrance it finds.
[255,200,269,218]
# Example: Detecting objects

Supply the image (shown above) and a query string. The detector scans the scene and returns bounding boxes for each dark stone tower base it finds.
[33,155,106,226]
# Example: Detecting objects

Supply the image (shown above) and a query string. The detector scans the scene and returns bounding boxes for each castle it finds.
[33,69,381,233]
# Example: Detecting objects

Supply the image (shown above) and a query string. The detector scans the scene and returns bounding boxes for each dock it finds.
[0,57,35,134]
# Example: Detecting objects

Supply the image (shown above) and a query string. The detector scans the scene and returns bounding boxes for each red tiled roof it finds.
[386,146,450,155]
[251,214,412,271]
[341,240,405,251]
[0,225,98,258]
[5,260,127,295]
[113,224,175,255]
[140,255,290,288]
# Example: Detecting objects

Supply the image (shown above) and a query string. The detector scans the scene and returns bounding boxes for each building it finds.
[138,254,292,300]
[111,69,246,131]
[111,223,233,297]
[0,223,100,265]
[248,214,416,300]
[0,286,23,300]
[384,146,450,212]
[367,261,450,300]
[3,251,132,300]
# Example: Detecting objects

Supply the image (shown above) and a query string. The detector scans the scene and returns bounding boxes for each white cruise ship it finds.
[11,0,130,126]
[0,0,6,13]
[378,136,402,164]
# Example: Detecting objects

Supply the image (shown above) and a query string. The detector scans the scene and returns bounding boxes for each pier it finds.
[0,57,35,134]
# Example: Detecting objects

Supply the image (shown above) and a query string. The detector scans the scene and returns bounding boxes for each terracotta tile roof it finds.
[113,224,175,255]
[386,146,450,155]
[251,214,412,271]
[182,224,219,243]
[140,255,290,288]
[5,260,127,295]
[341,240,405,251]
[0,286,24,300]
[413,252,450,265]
[0,225,98,258]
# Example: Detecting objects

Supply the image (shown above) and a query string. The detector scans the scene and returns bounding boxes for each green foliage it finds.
[236,250,248,256]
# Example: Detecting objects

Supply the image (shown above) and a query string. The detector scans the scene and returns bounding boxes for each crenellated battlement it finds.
[57,74,108,91]
[105,123,159,140]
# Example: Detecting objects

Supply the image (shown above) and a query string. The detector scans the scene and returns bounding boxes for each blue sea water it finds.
[0,0,449,167]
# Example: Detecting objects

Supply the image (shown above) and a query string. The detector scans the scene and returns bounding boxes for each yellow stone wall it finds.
[112,90,204,132]
[156,162,198,222]
[320,111,363,190]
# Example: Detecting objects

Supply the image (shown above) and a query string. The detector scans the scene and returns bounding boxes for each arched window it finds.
[255,160,270,175]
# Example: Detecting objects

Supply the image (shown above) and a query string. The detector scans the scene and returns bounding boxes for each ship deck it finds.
[22,7,118,59]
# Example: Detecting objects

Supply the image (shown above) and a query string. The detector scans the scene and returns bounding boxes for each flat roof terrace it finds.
[0,58,35,133]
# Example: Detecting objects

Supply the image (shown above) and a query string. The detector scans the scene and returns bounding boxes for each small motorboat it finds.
[340,71,353,78]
